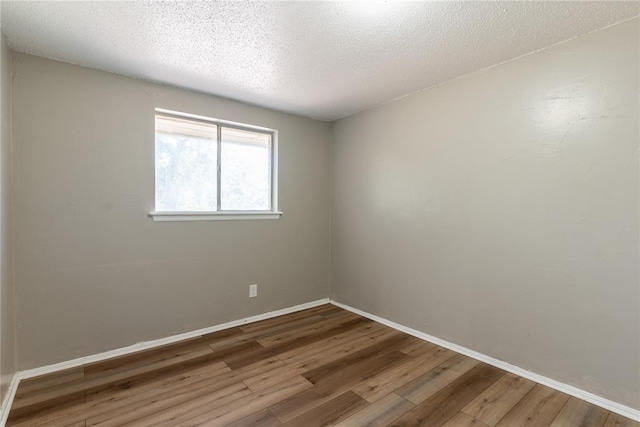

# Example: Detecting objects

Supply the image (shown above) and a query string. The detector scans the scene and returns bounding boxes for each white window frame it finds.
[149,108,281,222]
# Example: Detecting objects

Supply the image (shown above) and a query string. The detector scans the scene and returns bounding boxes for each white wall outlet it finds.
[249,284,258,298]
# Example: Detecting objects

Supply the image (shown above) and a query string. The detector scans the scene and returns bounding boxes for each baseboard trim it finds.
[19,298,329,381]
[330,299,640,422]
[0,373,19,427]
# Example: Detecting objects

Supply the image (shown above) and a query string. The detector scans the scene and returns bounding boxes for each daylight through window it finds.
[153,111,278,219]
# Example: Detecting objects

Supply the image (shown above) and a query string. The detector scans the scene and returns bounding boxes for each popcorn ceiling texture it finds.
[1,1,638,120]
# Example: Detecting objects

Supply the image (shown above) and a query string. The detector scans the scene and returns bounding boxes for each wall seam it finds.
[7,48,16,374]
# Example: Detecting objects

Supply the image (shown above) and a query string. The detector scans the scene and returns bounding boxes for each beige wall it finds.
[0,32,16,404]
[331,19,639,409]
[11,53,331,369]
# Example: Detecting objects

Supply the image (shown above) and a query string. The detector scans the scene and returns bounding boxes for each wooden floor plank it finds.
[353,346,456,403]
[226,316,370,369]
[83,335,221,376]
[84,340,213,378]
[494,384,570,427]
[238,304,338,333]
[206,314,333,354]
[172,376,313,427]
[7,393,87,426]
[322,306,358,319]
[549,397,609,427]
[226,409,282,427]
[264,317,371,357]
[396,353,481,404]
[111,382,253,427]
[255,313,344,338]
[85,357,265,405]
[335,392,415,427]
[398,339,439,357]
[462,372,536,426]
[12,345,215,413]
[603,412,640,427]
[302,333,410,384]
[8,305,637,427]
[10,360,232,427]
[441,412,491,427]
[87,356,273,409]
[243,326,398,393]
[390,364,504,427]
[277,322,391,365]
[87,382,251,426]
[281,391,369,427]
[17,367,85,396]
[270,349,410,423]
[257,311,358,347]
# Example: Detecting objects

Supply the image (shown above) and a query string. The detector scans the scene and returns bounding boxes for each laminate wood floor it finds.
[7,304,639,427]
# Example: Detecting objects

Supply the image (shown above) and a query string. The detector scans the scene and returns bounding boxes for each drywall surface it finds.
[0,33,16,403]
[331,19,639,409]
[11,53,331,369]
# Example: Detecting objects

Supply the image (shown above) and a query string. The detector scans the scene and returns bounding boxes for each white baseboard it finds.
[0,373,19,427]
[20,298,330,380]
[330,299,640,422]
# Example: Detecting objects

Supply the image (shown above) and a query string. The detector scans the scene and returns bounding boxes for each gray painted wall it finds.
[11,53,331,369]
[0,32,16,405]
[331,19,639,409]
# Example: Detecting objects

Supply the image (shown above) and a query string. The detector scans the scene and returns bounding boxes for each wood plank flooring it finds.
[7,304,639,427]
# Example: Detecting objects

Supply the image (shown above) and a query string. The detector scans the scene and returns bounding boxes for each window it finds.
[150,110,280,221]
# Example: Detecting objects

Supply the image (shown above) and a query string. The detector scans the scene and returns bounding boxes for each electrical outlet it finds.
[249,284,258,298]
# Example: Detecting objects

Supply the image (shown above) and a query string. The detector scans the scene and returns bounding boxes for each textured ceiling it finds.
[2,1,638,121]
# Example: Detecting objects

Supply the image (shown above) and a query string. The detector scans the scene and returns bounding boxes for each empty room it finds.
[0,1,638,426]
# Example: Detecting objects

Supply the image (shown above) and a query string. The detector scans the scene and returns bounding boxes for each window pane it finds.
[221,127,272,211]
[155,115,218,211]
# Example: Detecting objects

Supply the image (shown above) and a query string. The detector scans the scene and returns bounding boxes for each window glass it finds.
[221,127,272,211]
[155,115,218,211]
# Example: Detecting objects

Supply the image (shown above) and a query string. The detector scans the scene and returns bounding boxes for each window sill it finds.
[149,211,283,222]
